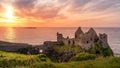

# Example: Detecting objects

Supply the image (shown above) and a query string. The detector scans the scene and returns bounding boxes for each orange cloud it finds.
[0,0,120,27]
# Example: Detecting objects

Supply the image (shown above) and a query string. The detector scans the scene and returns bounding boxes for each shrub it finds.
[35,54,50,62]
[70,52,96,61]
[89,42,113,57]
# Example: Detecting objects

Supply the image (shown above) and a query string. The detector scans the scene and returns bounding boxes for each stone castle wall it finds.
[57,27,109,50]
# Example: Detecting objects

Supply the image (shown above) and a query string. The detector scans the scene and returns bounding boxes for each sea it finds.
[0,27,120,56]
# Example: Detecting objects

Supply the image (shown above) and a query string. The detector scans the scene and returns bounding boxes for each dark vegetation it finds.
[45,45,83,62]
[0,51,120,68]
[18,47,39,54]
[70,52,96,61]
[0,42,115,68]
[45,42,113,62]
[88,42,113,56]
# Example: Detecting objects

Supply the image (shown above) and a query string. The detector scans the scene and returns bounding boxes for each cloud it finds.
[62,0,120,23]
[66,0,120,14]
[71,0,92,7]
[67,0,92,12]
[0,0,120,27]
[33,7,62,19]
[14,0,37,9]
[13,0,38,18]
[13,0,68,20]
[0,4,2,10]
[0,1,3,10]
[90,0,120,11]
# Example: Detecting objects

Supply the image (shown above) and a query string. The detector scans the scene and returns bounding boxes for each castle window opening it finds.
[73,40,75,45]
[90,38,92,41]
[68,40,70,44]
[87,41,89,44]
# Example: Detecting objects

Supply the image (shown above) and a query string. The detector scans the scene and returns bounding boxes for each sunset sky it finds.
[0,0,120,27]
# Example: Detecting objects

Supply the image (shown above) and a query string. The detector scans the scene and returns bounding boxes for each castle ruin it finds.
[56,27,109,50]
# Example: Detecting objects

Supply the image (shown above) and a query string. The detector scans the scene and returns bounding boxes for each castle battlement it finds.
[57,27,109,50]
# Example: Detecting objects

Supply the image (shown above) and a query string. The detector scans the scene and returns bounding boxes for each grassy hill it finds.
[0,51,50,68]
[0,51,120,68]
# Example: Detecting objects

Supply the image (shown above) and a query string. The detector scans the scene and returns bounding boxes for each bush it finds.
[70,52,96,61]
[102,48,113,57]
[35,54,50,62]
[89,42,113,57]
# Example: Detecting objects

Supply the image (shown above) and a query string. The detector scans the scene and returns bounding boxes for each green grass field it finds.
[0,51,120,68]
[0,51,50,68]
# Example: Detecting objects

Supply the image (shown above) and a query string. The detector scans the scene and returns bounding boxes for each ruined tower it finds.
[75,27,84,39]
[99,33,109,48]
[86,28,99,42]
[57,32,63,44]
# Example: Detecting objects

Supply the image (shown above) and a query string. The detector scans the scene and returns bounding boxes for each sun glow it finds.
[4,6,14,23]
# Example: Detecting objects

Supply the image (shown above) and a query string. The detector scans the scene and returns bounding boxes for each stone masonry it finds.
[56,27,109,50]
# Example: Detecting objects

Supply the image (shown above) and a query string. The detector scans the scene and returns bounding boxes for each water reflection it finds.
[5,27,16,42]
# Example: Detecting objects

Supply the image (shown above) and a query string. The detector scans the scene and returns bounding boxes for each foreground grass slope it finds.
[0,51,120,68]
[0,51,50,67]
[30,57,120,68]
[55,57,120,68]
